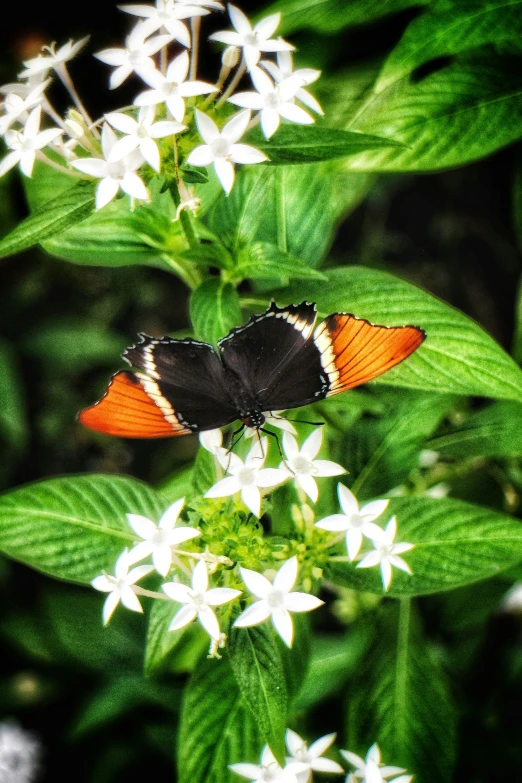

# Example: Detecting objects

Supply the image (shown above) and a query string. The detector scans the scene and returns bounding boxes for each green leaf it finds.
[513,272,522,363]
[144,598,190,676]
[261,0,429,35]
[193,446,218,495]
[0,339,27,453]
[234,242,326,283]
[348,54,522,171]
[0,184,95,259]
[190,278,242,345]
[23,321,126,372]
[228,626,288,759]
[347,600,456,783]
[327,495,522,596]
[178,655,263,783]
[157,463,195,504]
[375,0,522,92]
[428,400,522,458]
[281,267,522,402]
[248,125,402,165]
[0,474,164,583]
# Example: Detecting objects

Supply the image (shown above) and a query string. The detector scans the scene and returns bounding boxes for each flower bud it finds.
[222,45,240,68]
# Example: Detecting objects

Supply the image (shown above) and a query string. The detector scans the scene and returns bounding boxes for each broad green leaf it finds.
[347,600,456,783]
[428,400,522,458]
[228,626,288,759]
[0,475,164,583]
[347,54,522,171]
[189,278,242,345]
[248,125,403,165]
[282,267,522,402]
[234,242,326,283]
[157,462,195,504]
[193,446,218,495]
[23,321,126,372]
[261,0,429,35]
[0,184,95,259]
[145,598,190,676]
[513,273,522,363]
[327,495,522,596]
[178,655,263,783]
[0,339,27,453]
[376,0,522,92]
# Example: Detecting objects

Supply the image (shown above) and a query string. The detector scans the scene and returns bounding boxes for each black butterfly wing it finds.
[79,335,237,438]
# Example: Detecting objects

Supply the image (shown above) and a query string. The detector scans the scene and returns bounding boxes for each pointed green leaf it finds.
[428,400,522,458]
[145,598,190,676]
[189,278,242,346]
[0,339,27,453]
[234,242,326,283]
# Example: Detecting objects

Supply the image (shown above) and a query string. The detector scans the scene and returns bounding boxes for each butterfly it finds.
[78,301,425,439]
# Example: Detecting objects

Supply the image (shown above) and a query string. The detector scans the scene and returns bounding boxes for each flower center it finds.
[212,137,231,158]
[136,125,149,139]
[191,592,206,609]
[292,455,314,475]
[245,32,259,46]
[164,82,177,95]
[265,92,280,109]
[238,467,255,486]
[107,161,125,180]
[267,590,284,608]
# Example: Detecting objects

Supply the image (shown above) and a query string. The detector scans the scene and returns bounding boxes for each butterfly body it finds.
[79,302,426,439]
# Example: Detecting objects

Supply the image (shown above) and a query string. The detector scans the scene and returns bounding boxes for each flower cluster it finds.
[231,733,413,783]
[0,2,323,205]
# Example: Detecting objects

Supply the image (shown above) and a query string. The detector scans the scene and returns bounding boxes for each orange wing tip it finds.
[78,371,190,439]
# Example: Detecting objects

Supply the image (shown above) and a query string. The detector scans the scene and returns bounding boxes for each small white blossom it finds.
[187,109,267,193]
[341,743,412,783]
[0,80,50,135]
[357,516,414,592]
[91,549,154,624]
[105,105,185,171]
[72,122,149,209]
[501,582,522,613]
[19,37,90,79]
[209,5,294,72]
[280,429,345,503]
[244,411,296,439]
[134,50,216,122]
[315,484,389,562]
[285,730,344,782]
[163,559,241,639]
[0,721,41,783]
[176,0,224,9]
[205,437,287,516]
[199,428,229,464]
[234,556,323,647]
[0,106,62,178]
[95,22,173,89]
[231,744,306,783]
[229,66,313,139]
[126,497,201,576]
[118,0,208,46]
[261,50,323,115]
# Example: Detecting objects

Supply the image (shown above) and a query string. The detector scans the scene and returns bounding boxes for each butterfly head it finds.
[240,411,266,430]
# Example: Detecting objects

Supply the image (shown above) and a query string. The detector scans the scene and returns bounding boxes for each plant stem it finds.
[216,55,246,107]
[190,17,201,80]
[35,151,86,178]
[57,64,99,138]
[132,586,170,600]
[161,252,203,289]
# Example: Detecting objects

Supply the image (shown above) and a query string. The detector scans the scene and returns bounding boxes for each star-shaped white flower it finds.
[357,516,414,591]
[187,109,267,193]
[19,37,90,79]
[0,106,62,178]
[315,484,389,562]
[126,497,201,576]
[280,429,345,503]
[229,65,313,139]
[199,428,229,465]
[205,437,287,516]
[0,80,50,135]
[72,122,149,209]
[118,0,208,47]
[209,5,294,72]
[91,549,154,625]
[261,51,323,115]
[134,50,216,122]
[105,105,185,171]
[341,743,412,783]
[230,744,306,783]
[234,556,323,647]
[285,730,344,782]
[95,23,173,89]
[163,559,241,639]
[244,411,296,439]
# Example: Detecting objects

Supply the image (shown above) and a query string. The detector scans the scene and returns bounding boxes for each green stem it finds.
[180,208,198,249]
[160,252,203,289]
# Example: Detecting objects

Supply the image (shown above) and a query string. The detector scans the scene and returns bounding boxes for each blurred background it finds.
[1,1,521,780]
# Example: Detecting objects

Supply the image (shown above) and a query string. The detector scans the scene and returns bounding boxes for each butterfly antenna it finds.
[269,412,324,428]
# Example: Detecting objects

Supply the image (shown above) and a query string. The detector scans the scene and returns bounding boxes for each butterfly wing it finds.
[79,335,237,438]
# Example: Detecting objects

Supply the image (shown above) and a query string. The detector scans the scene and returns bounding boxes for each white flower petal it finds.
[121,172,149,201]
[229,762,264,779]
[297,87,323,115]
[208,30,244,47]
[272,607,294,647]
[198,604,221,639]
[102,591,121,625]
[20,150,36,178]
[259,40,295,54]
[119,584,144,613]
[192,559,209,593]
[152,545,172,577]
[110,64,134,90]
[254,12,281,40]
[315,514,349,533]
[308,733,336,758]
[91,574,113,592]
[296,473,318,503]
[95,48,125,66]
[205,587,242,607]
[72,158,108,178]
[222,109,251,143]
[109,135,140,162]
[162,582,192,603]
[389,555,412,575]
[380,560,393,591]
[361,521,388,542]
[393,542,414,555]
[283,432,299,461]
[312,459,346,478]
[241,482,261,516]
[179,80,217,98]
[0,151,21,178]
[244,45,261,71]
[357,551,382,569]
[338,484,360,517]
[284,592,324,613]
[229,4,252,35]
[34,128,62,149]
[310,758,344,774]
[105,110,138,134]
[385,515,397,540]
[285,728,304,757]
[205,475,241,498]
[126,540,154,565]
[260,108,280,139]
[273,556,298,593]
[127,564,155,584]
[195,109,220,143]
[240,567,273,599]
[278,102,314,125]
[360,498,389,521]
[140,136,160,170]
[347,528,363,561]
[301,427,323,460]
[340,750,366,770]
[167,50,190,82]
[228,91,265,110]
[127,512,156,539]
[159,498,185,530]
[214,155,236,193]
[255,468,289,489]
[251,65,275,95]
[115,549,131,579]
[169,604,198,631]
[168,527,201,545]
[234,600,272,628]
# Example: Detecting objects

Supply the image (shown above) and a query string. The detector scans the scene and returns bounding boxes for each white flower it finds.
[315,484,389,562]
[199,428,229,464]
[261,50,323,115]
[176,0,224,9]
[209,5,294,72]
[19,37,90,79]
[72,123,149,209]
[95,22,173,89]
[340,743,412,783]
[229,66,313,139]
[280,429,345,503]
[91,549,154,625]
[134,50,216,122]
[244,411,296,439]
[234,556,323,647]
[0,721,41,783]
[187,109,267,193]
[285,730,344,782]
[501,582,522,613]
[126,497,201,576]
[230,744,305,783]
[0,106,62,178]
[105,105,185,171]
[0,80,49,135]
[204,437,287,516]
[118,0,208,47]
[357,516,414,592]
[162,559,241,639]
